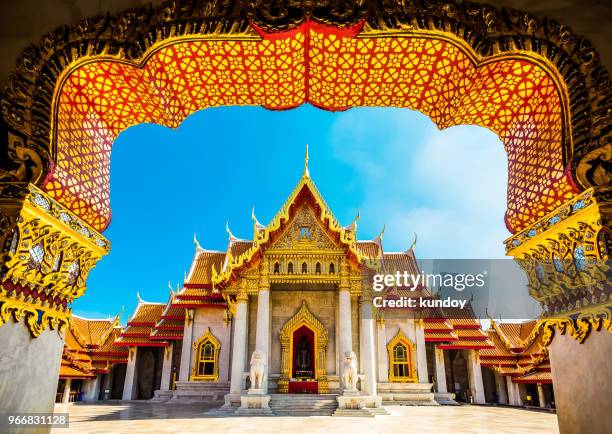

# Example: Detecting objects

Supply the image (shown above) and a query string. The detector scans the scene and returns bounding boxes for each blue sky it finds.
[75,106,509,320]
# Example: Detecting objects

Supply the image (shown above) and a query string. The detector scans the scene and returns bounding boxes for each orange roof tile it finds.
[356,241,380,258]
[514,370,552,384]
[71,316,116,347]
[230,240,254,258]
[59,363,95,379]
[128,303,165,325]
[383,251,419,275]
[186,250,226,287]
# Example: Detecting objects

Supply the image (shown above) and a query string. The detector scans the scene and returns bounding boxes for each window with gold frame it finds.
[387,329,417,383]
[190,327,220,381]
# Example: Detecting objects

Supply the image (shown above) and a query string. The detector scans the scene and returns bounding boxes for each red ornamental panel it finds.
[45,26,575,233]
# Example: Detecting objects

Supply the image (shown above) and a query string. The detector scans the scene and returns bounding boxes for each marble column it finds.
[122,347,138,400]
[494,372,508,404]
[82,374,100,402]
[434,346,447,393]
[359,298,376,396]
[179,309,194,382]
[376,319,388,383]
[62,379,72,404]
[537,384,547,408]
[466,349,485,404]
[254,286,270,393]
[516,383,526,406]
[338,289,352,358]
[230,293,249,395]
[415,320,428,383]
[506,376,517,405]
[160,343,174,391]
[101,370,113,400]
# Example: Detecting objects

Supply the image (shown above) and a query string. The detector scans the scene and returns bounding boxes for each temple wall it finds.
[549,330,612,434]
[191,308,232,382]
[0,320,63,434]
[270,289,342,376]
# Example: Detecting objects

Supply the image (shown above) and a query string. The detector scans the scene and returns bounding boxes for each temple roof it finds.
[116,296,168,347]
[210,156,373,287]
[423,303,493,350]
[478,319,551,384]
[152,297,185,340]
[59,314,128,379]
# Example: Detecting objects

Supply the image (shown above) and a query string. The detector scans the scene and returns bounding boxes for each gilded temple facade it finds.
[96,164,554,410]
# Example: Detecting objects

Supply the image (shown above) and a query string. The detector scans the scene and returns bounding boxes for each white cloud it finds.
[330,108,510,258]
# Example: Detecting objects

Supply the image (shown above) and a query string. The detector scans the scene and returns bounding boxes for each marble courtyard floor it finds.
[52,401,559,434]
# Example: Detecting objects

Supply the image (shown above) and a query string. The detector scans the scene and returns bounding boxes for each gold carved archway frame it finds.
[278,301,328,393]
[0,0,609,340]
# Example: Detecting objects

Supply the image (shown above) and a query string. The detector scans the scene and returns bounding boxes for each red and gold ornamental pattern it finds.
[45,26,573,233]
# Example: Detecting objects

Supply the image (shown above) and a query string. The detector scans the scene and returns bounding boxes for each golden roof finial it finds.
[194,233,202,250]
[304,143,310,178]
[252,207,265,232]
[136,290,144,304]
[408,232,417,252]
[226,221,237,241]
[376,224,386,241]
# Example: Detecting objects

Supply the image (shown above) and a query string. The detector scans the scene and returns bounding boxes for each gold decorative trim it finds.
[506,187,610,315]
[213,174,364,288]
[190,327,221,382]
[387,329,417,383]
[278,301,328,393]
[2,184,109,303]
[0,295,69,338]
[538,305,612,345]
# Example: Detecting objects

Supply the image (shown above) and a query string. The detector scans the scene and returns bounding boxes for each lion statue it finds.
[249,350,267,390]
[341,351,358,392]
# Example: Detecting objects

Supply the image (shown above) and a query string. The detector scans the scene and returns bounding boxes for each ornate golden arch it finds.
[190,327,221,381]
[387,329,417,383]
[278,301,328,393]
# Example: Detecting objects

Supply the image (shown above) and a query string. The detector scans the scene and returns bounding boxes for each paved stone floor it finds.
[52,402,559,434]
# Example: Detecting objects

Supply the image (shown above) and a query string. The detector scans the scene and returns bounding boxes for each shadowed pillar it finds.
[434,346,448,393]
[494,372,508,404]
[467,350,485,404]
[160,344,173,391]
[359,297,376,396]
[178,310,194,382]
[122,347,138,400]
[229,291,249,395]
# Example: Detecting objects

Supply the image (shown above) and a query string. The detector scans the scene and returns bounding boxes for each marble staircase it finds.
[268,394,339,416]
[169,381,230,403]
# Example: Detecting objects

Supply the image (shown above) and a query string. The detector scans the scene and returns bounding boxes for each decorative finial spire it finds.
[408,232,417,252]
[304,143,310,177]
[252,207,265,231]
[226,221,237,241]
[194,233,201,250]
[136,290,144,304]
[376,224,386,241]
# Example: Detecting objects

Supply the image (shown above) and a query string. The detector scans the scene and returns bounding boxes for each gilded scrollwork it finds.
[534,305,612,346]
[507,187,610,316]
[0,184,108,337]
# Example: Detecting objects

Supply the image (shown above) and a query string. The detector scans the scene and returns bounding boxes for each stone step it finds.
[268,394,339,416]
[332,408,375,418]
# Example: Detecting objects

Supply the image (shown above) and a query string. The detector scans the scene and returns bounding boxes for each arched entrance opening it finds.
[279,301,329,394]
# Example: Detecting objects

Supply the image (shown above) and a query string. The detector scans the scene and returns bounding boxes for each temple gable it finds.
[268,204,341,252]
